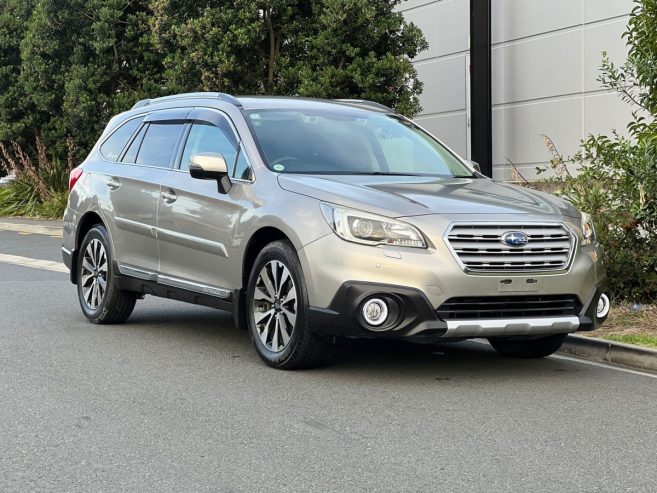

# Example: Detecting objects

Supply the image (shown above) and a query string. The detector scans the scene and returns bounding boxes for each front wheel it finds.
[246,240,330,370]
[488,333,568,359]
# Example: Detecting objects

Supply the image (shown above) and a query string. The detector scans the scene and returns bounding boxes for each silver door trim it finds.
[156,227,228,257]
[115,217,157,238]
[157,275,232,299]
[119,265,158,281]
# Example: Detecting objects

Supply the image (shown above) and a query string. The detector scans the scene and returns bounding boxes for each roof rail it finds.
[131,92,242,109]
[334,99,395,113]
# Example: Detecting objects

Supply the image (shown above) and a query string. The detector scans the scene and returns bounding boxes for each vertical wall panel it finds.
[401,0,635,181]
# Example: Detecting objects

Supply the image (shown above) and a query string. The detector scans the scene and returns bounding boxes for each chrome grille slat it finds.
[445,223,575,273]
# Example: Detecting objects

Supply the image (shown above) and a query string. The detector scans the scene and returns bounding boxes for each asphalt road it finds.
[1,228,656,492]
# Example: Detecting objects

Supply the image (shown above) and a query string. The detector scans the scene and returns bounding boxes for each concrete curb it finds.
[0,220,63,238]
[561,335,657,374]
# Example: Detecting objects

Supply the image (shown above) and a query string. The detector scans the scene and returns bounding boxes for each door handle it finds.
[106,177,120,190]
[161,189,177,203]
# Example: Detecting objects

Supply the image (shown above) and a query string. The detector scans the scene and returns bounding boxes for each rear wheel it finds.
[488,333,568,359]
[246,240,330,370]
[77,225,136,324]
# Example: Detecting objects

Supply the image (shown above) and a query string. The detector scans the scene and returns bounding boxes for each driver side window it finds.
[180,121,238,172]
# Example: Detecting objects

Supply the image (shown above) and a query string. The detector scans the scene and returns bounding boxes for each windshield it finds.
[246,108,474,177]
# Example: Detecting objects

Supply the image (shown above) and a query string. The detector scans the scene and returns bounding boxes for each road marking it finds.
[553,354,657,380]
[0,221,63,238]
[0,253,68,273]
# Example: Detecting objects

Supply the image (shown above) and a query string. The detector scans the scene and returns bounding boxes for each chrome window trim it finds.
[443,221,578,275]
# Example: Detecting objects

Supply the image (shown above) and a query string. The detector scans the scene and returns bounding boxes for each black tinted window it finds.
[100,117,143,161]
[121,124,146,164]
[136,123,185,168]
[180,122,238,172]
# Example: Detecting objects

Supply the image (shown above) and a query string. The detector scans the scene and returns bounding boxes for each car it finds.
[0,172,15,186]
[61,92,609,369]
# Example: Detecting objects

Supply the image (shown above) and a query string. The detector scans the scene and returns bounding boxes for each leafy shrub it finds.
[0,137,73,218]
[539,135,657,302]
[537,0,657,302]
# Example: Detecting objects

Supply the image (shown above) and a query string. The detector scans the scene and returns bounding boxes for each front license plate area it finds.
[499,278,540,293]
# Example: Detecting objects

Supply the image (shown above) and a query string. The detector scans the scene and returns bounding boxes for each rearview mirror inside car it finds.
[189,153,232,194]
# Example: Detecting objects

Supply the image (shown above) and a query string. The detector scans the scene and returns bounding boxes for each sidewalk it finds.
[0,217,63,237]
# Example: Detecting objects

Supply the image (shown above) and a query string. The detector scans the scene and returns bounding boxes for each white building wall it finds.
[399,0,635,181]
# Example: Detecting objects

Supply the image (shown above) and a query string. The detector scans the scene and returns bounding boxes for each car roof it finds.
[132,92,395,114]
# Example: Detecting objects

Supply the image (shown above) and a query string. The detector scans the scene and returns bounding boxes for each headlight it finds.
[320,203,427,248]
[581,212,596,246]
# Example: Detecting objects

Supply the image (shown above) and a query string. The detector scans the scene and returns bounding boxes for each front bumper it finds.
[300,213,608,340]
[308,281,608,340]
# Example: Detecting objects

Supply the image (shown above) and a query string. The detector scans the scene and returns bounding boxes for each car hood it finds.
[277,174,580,218]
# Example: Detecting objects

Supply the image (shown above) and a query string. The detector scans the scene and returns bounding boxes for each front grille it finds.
[436,295,582,320]
[446,223,575,272]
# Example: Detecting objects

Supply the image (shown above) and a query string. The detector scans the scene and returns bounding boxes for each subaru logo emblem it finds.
[502,231,529,247]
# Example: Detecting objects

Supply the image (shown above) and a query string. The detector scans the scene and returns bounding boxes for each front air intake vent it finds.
[437,295,582,320]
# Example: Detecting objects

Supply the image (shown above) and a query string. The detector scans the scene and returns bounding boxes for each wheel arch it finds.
[71,211,106,284]
[241,226,293,288]
[233,226,293,331]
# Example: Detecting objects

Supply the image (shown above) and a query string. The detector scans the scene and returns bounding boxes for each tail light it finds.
[69,167,83,192]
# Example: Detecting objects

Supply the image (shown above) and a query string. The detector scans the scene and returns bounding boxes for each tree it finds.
[0,0,35,153]
[3,0,162,162]
[152,0,428,116]
[0,0,428,214]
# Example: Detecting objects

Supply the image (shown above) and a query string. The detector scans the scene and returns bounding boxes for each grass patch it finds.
[602,334,657,349]
[581,302,657,349]
[0,181,67,219]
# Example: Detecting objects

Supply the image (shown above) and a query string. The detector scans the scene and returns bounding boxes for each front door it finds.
[156,109,250,297]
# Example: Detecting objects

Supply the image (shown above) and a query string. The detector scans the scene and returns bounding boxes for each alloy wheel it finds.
[80,239,108,310]
[252,260,298,353]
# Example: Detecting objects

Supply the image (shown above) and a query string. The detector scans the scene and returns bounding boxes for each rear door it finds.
[105,109,188,278]
[156,108,252,297]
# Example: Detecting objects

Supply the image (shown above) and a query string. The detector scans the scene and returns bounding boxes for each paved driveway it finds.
[1,229,655,492]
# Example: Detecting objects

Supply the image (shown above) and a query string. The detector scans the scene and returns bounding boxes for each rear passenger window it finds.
[135,123,185,168]
[100,117,143,161]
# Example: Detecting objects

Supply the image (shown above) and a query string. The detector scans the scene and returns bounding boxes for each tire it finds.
[246,240,331,370]
[76,224,137,324]
[488,333,568,359]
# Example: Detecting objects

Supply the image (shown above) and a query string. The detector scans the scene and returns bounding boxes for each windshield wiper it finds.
[360,171,477,178]
[360,171,425,176]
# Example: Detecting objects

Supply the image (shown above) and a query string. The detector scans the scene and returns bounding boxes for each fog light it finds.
[362,298,389,326]
[596,293,610,319]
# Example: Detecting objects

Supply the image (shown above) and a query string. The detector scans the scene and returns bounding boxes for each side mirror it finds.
[189,153,232,194]
[467,160,481,173]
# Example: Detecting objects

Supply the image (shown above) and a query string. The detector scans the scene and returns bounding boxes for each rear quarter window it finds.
[99,117,143,161]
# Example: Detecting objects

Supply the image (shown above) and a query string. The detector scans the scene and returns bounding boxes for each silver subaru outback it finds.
[62,93,609,369]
